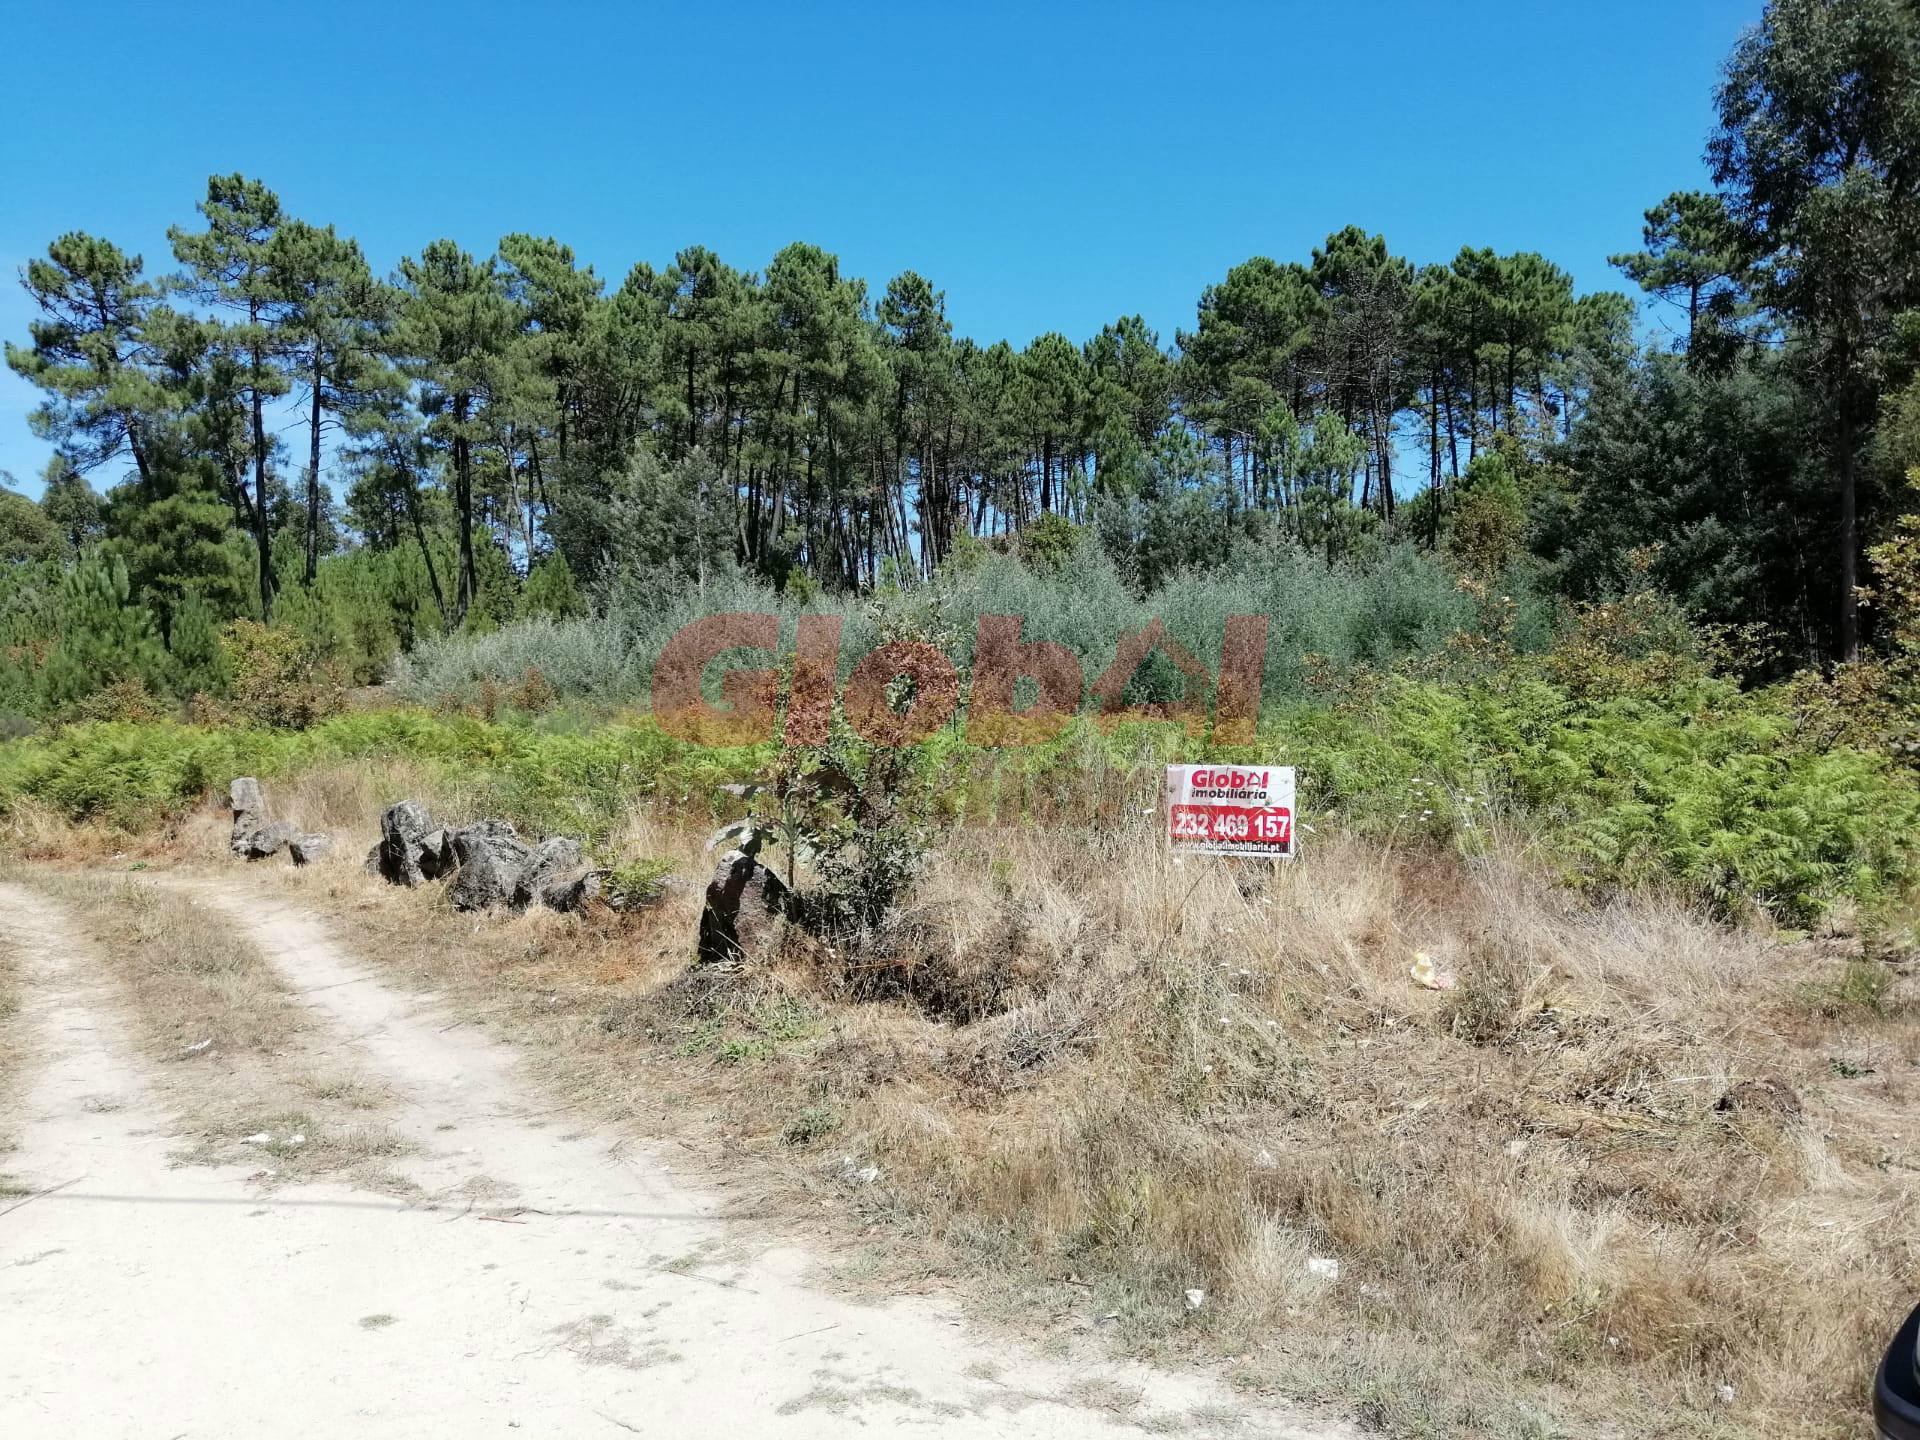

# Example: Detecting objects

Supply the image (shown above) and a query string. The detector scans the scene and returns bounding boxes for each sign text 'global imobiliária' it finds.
[1165,765,1296,859]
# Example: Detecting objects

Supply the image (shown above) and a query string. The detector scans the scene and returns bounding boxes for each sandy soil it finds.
[0,875,1343,1439]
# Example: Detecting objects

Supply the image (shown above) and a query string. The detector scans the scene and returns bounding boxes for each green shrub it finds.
[4,660,1915,925]
[604,857,676,909]
[216,620,347,729]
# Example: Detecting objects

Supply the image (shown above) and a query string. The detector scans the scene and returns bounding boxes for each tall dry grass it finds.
[216,784,1920,1440]
[5,740,1904,1435]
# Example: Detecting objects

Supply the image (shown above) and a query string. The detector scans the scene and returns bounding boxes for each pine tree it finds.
[395,240,515,627]
[1610,192,1752,357]
[39,555,166,709]
[270,219,395,585]
[38,460,104,556]
[0,482,59,564]
[521,551,585,619]
[166,590,229,698]
[169,174,292,620]
[6,234,171,486]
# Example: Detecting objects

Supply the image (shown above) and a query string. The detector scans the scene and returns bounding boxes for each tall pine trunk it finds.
[453,393,475,627]
[1838,403,1859,662]
[250,331,275,621]
[305,350,323,585]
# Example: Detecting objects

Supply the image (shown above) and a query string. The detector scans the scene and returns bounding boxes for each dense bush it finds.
[397,535,1548,711]
[6,655,1915,922]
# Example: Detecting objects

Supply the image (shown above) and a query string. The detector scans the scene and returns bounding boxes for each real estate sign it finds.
[1165,764,1296,859]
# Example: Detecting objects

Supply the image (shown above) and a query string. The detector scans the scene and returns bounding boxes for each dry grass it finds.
[28,873,411,1190]
[21,787,1920,1438]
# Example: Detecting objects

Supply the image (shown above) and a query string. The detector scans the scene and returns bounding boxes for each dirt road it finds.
[0,876,1341,1439]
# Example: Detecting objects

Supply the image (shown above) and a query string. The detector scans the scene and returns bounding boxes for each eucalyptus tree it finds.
[1710,0,1920,660]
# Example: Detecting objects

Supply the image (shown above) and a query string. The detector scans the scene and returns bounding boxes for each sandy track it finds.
[0,876,1340,1439]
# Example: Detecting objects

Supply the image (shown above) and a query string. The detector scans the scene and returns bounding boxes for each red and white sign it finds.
[1165,764,1296,859]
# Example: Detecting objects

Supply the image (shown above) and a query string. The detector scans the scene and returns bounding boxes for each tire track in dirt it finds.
[120,871,1347,1439]
[0,880,362,1437]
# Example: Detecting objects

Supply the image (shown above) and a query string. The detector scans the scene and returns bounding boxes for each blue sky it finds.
[0,0,1761,497]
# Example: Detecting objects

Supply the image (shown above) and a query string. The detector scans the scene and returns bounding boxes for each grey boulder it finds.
[542,869,604,913]
[374,801,436,886]
[289,833,334,866]
[228,776,276,858]
[449,821,533,912]
[697,849,796,966]
[512,836,584,911]
[237,820,297,860]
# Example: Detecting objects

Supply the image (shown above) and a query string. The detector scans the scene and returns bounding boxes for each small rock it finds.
[1504,1139,1529,1159]
[835,1155,880,1186]
[542,870,604,914]
[511,836,584,912]
[697,849,796,966]
[289,833,333,866]
[1716,1384,1735,1405]
[1254,1148,1278,1169]
[241,1133,271,1146]
[1184,1288,1207,1311]
[1716,1079,1801,1118]
[1306,1257,1340,1282]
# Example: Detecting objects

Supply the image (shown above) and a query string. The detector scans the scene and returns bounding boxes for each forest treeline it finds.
[5,0,1920,724]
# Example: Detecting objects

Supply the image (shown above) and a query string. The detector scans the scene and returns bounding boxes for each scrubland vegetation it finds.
[147,744,1912,1440]
[6,568,1920,1433]
[7,1,1920,1435]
